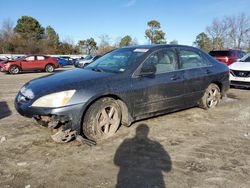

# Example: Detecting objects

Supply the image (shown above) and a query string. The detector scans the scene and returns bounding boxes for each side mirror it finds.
[140,64,156,76]
[236,58,242,62]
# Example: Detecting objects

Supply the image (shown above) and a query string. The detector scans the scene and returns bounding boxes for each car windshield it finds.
[84,55,93,60]
[85,48,146,73]
[209,51,234,57]
[240,54,250,62]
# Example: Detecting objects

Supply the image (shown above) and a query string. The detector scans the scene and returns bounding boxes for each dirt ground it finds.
[0,67,250,188]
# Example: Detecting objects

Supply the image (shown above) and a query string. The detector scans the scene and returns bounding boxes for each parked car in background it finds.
[0,59,7,71]
[209,49,246,66]
[229,53,250,88]
[57,56,76,66]
[15,45,229,142]
[0,55,59,74]
[75,55,101,67]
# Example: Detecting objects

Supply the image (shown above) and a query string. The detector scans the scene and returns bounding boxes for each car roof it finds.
[122,44,195,50]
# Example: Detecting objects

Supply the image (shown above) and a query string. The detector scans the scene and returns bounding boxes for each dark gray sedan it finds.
[15,45,230,142]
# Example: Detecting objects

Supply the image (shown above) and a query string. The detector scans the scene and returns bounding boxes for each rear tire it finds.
[82,98,121,141]
[9,65,20,74]
[45,64,54,73]
[199,83,221,109]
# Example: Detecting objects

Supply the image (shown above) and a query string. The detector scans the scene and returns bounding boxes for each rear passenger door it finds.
[178,47,212,106]
[36,55,46,69]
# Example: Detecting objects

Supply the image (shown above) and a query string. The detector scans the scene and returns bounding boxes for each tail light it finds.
[225,57,228,63]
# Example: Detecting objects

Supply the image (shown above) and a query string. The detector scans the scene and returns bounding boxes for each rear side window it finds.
[143,48,177,74]
[37,56,45,60]
[209,51,234,57]
[180,49,209,69]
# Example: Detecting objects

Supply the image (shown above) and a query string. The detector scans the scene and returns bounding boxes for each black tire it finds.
[45,64,54,73]
[199,83,221,109]
[82,97,121,141]
[9,65,20,74]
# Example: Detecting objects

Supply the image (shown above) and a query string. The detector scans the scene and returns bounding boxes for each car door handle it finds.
[170,75,181,81]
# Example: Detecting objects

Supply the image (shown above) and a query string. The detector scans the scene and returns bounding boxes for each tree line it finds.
[194,13,250,52]
[0,16,168,55]
[0,13,249,55]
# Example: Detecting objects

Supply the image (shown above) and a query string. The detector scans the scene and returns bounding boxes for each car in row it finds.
[0,55,59,74]
[57,56,76,66]
[209,49,246,66]
[15,44,230,143]
[74,55,102,67]
[229,53,250,88]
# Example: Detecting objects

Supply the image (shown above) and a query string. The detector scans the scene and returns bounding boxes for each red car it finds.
[209,49,246,66]
[0,55,59,74]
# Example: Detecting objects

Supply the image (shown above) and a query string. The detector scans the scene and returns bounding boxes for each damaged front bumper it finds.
[14,96,85,134]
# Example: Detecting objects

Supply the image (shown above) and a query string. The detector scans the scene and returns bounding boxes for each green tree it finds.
[45,26,59,46]
[193,32,212,52]
[119,35,132,47]
[145,20,166,44]
[78,38,97,54]
[169,40,178,45]
[14,16,44,40]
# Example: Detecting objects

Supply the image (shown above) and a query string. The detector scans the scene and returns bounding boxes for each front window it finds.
[85,49,146,73]
[142,49,177,74]
[25,56,35,61]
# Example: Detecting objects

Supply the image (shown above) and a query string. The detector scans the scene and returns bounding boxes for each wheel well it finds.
[45,63,54,69]
[211,81,222,91]
[9,64,22,71]
[80,95,132,134]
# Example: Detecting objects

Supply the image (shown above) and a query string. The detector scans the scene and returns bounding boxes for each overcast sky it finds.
[0,0,249,45]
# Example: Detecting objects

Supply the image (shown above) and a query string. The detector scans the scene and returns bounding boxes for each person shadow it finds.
[114,124,172,188]
[0,101,12,120]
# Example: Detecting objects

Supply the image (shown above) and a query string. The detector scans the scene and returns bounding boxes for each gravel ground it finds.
[0,67,250,188]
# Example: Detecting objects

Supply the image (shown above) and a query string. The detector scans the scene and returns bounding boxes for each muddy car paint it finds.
[15,45,230,138]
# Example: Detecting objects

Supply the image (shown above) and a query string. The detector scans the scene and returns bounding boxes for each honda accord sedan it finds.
[15,45,230,142]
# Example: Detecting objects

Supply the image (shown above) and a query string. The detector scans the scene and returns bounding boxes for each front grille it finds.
[230,70,250,77]
[231,81,250,87]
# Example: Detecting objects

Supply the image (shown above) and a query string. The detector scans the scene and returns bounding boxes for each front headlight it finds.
[20,86,34,99]
[31,90,76,108]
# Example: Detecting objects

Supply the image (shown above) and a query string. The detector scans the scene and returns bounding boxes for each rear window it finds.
[209,51,234,57]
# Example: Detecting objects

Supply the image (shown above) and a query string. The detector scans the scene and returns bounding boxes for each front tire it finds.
[45,64,54,73]
[199,83,221,109]
[82,98,121,141]
[9,65,20,74]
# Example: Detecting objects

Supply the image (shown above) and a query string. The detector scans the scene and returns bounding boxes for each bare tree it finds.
[225,13,250,49]
[206,18,227,50]
[206,13,250,50]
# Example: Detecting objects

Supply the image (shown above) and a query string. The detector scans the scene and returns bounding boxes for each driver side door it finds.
[131,48,185,117]
[21,56,36,70]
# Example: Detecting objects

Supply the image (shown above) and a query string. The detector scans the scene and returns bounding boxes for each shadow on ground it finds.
[0,101,12,120]
[114,124,172,188]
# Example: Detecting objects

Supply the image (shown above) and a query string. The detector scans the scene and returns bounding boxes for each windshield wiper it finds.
[91,67,104,72]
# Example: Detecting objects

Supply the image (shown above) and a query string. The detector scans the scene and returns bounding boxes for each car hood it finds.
[26,68,115,97]
[229,61,250,71]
